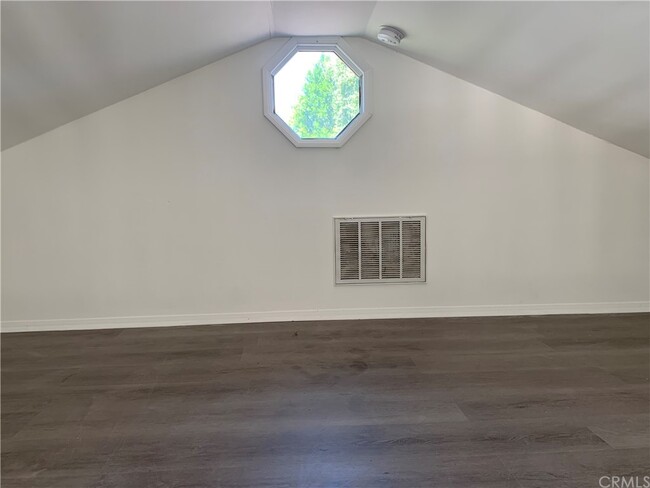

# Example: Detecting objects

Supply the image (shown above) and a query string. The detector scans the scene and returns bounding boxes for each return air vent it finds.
[335,216,425,284]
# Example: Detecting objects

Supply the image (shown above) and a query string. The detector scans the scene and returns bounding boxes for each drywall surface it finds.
[2,38,648,330]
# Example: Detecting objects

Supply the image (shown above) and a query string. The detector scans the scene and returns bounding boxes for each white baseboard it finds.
[1,301,648,333]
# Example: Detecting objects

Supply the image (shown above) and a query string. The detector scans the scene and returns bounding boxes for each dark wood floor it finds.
[2,314,649,487]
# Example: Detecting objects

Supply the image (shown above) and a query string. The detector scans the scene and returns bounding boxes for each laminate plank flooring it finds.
[2,313,649,487]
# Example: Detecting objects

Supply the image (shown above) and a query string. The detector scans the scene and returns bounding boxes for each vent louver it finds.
[335,216,425,284]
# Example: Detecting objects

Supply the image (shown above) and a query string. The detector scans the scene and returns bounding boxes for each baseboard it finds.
[1,301,648,333]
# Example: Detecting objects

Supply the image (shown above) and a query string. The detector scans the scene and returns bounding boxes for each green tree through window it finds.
[290,53,360,139]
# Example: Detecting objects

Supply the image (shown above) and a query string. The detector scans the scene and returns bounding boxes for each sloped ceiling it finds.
[2,1,648,157]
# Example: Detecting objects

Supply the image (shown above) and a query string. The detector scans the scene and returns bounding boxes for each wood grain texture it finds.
[2,313,649,487]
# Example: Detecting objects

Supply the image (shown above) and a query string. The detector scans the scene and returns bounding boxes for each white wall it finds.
[2,38,649,331]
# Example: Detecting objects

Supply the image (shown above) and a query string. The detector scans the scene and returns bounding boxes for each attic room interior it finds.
[1,0,649,486]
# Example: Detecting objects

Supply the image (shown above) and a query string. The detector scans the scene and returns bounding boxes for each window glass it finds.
[273,51,360,139]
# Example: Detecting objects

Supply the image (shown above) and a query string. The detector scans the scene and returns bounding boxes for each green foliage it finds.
[290,54,360,139]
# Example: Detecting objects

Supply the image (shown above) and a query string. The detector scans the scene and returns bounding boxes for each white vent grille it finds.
[335,216,425,284]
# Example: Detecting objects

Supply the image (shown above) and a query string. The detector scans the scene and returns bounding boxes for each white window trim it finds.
[262,37,373,148]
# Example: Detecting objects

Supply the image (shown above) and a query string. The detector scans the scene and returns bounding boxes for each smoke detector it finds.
[377,26,405,46]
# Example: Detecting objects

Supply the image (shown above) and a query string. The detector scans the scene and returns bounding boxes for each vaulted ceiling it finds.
[2,1,648,157]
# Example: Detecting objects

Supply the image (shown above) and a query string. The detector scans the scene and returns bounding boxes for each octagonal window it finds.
[263,37,372,148]
[274,51,360,139]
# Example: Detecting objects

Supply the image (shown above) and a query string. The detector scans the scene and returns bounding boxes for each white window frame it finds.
[262,37,372,148]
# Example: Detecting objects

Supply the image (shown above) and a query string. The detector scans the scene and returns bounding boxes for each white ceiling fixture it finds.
[377,26,405,46]
[2,1,648,157]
